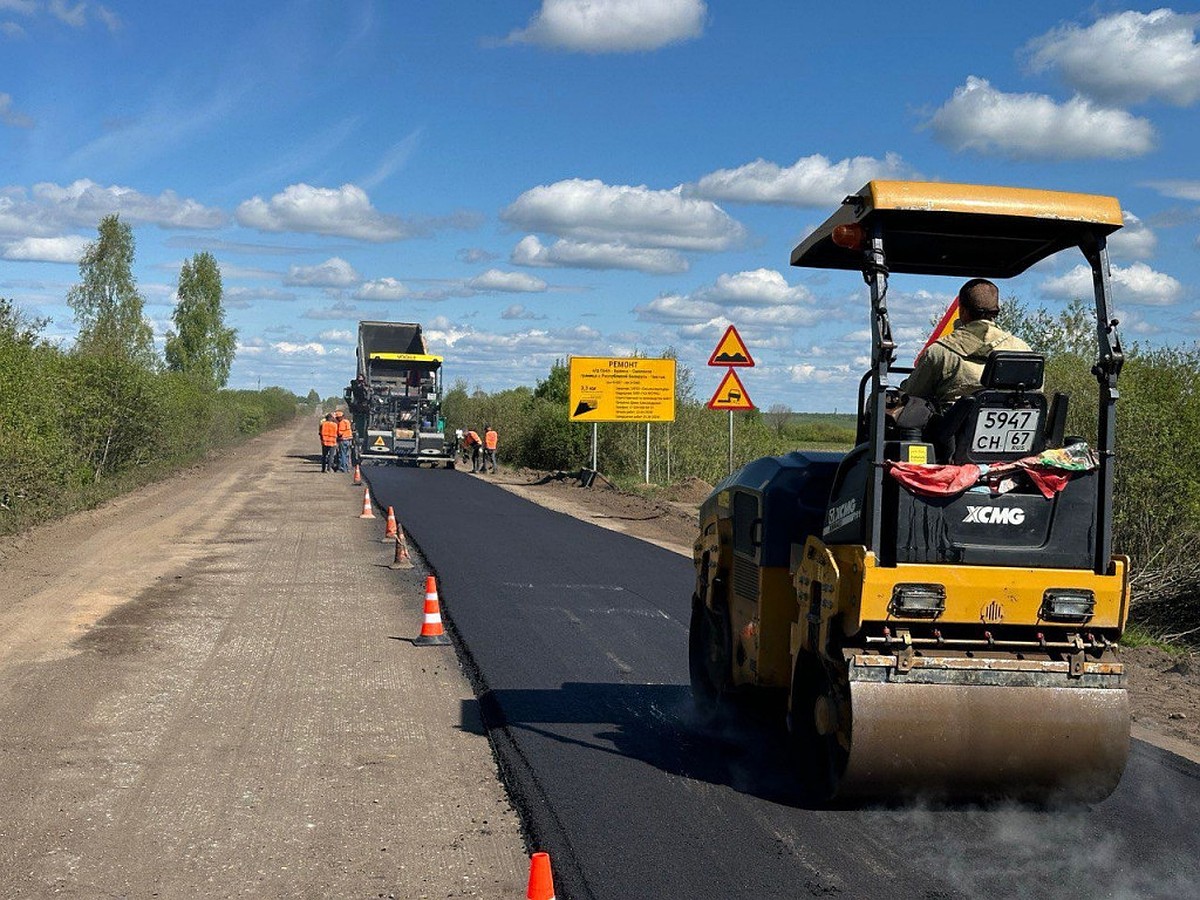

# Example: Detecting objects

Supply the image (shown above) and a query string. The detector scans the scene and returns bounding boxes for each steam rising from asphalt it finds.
[681,697,1197,898]
[871,784,1196,900]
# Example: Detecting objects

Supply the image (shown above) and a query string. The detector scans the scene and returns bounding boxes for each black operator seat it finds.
[930,350,1054,464]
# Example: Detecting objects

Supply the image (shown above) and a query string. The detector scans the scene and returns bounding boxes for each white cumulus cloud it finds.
[502,178,745,252]
[928,76,1155,160]
[694,268,814,307]
[505,0,706,53]
[635,269,825,329]
[1142,179,1200,201]
[1,234,88,262]
[283,257,361,288]
[1042,261,1182,306]
[511,234,688,274]
[355,277,412,301]
[688,152,912,207]
[0,179,226,236]
[500,304,545,320]
[1026,9,1200,106]
[1108,212,1157,262]
[465,268,548,293]
[635,294,721,322]
[236,183,409,242]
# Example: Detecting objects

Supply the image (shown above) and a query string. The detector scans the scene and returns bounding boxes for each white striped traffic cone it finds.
[414,575,450,646]
[381,506,398,542]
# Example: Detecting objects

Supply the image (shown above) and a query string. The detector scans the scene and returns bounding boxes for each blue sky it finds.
[3,1,1199,411]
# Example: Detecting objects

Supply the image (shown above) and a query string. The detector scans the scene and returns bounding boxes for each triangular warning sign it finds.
[373,435,386,446]
[707,325,754,367]
[707,369,754,410]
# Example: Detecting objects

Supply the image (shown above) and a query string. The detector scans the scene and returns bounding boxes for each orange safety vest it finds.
[337,418,353,440]
[465,431,481,447]
[319,420,338,446]
[485,429,498,450]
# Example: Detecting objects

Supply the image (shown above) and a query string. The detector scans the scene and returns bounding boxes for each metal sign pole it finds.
[591,422,598,471]
[645,422,650,484]
[728,410,734,475]
[666,423,671,484]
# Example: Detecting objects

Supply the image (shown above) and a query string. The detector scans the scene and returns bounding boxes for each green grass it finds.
[1120,622,1188,654]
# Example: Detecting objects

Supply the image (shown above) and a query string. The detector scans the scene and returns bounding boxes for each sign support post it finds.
[728,410,734,475]
[645,423,651,484]
[591,422,598,471]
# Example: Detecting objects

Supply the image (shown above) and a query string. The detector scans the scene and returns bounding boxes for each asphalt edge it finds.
[363,466,598,900]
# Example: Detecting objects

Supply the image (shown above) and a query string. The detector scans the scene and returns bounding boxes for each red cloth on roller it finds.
[888,462,981,497]
[1017,465,1070,499]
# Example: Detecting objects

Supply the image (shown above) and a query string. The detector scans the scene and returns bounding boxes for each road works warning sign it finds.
[568,357,676,422]
[707,325,754,367]
[707,368,754,410]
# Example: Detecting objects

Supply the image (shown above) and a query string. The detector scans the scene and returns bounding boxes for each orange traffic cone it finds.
[352,463,362,485]
[414,575,451,646]
[381,506,398,542]
[526,852,556,900]
[358,486,375,518]
[388,527,414,570]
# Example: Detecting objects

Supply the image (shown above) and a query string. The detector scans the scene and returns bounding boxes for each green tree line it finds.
[1,215,303,534]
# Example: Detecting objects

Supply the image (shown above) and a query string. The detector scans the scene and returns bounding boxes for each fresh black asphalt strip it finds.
[367,465,1200,900]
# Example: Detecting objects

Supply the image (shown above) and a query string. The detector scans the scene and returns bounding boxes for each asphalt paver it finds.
[368,464,1200,900]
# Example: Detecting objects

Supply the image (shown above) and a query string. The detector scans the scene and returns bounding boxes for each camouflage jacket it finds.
[900,320,1031,410]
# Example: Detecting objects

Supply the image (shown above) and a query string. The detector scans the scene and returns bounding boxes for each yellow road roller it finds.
[689,181,1130,802]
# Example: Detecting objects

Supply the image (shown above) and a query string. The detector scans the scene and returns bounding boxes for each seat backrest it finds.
[931,351,1048,464]
[980,350,1044,392]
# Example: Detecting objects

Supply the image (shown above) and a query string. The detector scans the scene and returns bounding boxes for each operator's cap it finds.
[961,278,1000,314]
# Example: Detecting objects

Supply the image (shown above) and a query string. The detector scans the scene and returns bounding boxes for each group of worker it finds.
[320,411,500,476]
[318,410,354,473]
[459,425,498,474]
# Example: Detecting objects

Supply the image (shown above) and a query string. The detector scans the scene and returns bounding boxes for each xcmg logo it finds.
[963,506,1026,525]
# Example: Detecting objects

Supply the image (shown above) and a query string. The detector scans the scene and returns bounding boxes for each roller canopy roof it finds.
[790,181,1123,279]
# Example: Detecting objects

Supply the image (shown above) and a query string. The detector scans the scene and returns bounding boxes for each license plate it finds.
[971,408,1039,454]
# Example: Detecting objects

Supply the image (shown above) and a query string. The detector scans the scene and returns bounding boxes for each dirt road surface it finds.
[0,420,525,898]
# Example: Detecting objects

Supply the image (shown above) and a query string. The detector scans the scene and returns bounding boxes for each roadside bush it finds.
[0,305,302,535]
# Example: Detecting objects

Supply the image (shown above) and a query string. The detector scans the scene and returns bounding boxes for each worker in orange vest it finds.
[319,413,339,473]
[462,428,483,473]
[334,410,353,473]
[483,425,498,474]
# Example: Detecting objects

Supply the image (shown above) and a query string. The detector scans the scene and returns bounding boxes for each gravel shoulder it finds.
[0,419,526,898]
[478,465,1200,765]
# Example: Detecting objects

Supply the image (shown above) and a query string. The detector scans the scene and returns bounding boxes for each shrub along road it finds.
[367,464,1200,900]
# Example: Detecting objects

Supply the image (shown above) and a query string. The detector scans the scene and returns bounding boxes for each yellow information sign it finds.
[568,357,676,423]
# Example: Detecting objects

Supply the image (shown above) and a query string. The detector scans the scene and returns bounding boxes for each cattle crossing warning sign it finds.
[568,356,676,423]
[707,325,754,367]
[707,368,754,410]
